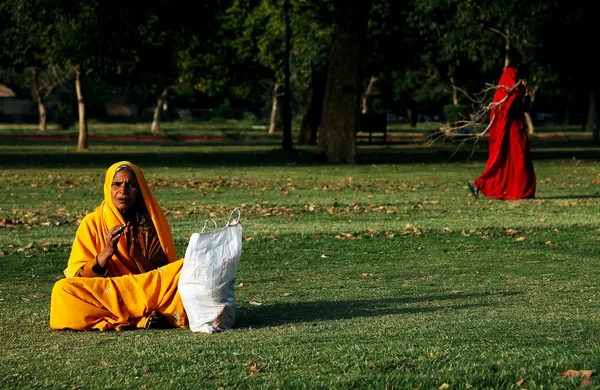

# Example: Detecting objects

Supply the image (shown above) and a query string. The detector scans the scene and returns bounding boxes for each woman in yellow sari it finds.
[50,161,187,331]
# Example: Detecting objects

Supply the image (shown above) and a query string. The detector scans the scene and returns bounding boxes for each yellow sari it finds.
[49,161,187,330]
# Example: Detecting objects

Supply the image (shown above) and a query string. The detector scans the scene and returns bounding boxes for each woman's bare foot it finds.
[145,310,172,329]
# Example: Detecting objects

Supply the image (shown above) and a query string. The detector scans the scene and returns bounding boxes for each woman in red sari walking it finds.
[467,66,536,200]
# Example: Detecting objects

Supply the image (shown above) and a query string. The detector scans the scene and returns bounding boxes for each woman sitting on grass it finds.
[50,161,188,331]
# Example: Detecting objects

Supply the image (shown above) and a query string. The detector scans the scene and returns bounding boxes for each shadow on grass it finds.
[235,291,520,329]
[0,139,598,168]
[536,194,600,199]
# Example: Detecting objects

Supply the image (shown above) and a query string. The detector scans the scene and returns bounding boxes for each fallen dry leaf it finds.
[561,369,593,386]
[17,241,34,252]
[247,359,262,374]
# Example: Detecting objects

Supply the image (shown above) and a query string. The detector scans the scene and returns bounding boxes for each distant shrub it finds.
[212,99,234,119]
[443,104,469,126]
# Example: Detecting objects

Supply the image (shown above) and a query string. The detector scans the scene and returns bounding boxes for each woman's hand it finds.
[97,224,126,268]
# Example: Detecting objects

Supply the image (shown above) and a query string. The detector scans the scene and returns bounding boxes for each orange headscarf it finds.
[64,161,177,278]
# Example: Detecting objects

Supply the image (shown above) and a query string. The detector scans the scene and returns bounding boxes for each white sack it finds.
[179,208,242,333]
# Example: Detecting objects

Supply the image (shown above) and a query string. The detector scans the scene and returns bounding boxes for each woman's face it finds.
[111,169,139,215]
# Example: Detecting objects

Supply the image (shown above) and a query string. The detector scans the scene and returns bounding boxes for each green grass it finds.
[1,127,599,389]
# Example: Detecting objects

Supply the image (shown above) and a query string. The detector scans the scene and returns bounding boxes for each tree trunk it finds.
[526,84,538,135]
[268,83,284,134]
[151,88,168,133]
[504,30,511,69]
[317,0,373,164]
[407,100,418,127]
[31,68,47,132]
[587,86,598,142]
[298,68,327,145]
[361,75,378,114]
[450,77,459,105]
[75,64,88,151]
[281,0,293,152]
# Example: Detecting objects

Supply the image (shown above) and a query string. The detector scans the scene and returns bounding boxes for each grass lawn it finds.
[0,126,599,389]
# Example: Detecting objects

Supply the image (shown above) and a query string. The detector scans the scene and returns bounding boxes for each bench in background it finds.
[358,113,387,144]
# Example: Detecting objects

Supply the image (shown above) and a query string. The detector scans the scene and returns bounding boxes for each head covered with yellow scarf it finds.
[64,161,177,277]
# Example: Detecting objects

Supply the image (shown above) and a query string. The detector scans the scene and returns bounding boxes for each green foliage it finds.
[0,1,596,138]
[443,103,469,125]
[212,98,235,119]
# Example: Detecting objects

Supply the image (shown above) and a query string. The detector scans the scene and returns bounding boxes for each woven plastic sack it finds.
[179,208,242,333]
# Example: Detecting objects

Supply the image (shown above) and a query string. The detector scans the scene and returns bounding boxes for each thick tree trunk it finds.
[268,83,284,134]
[31,68,47,132]
[361,75,378,114]
[317,0,373,164]
[75,64,88,151]
[586,87,598,142]
[298,68,327,145]
[151,88,168,133]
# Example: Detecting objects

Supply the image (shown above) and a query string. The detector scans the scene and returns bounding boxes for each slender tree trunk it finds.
[268,83,284,134]
[281,0,293,152]
[586,86,598,142]
[407,100,418,127]
[524,112,534,135]
[75,64,88,151]
[361,75,378,114]
[317,0,373,164]
[151,88,168,133]
[31,68,47,132]
[450,77,459,105]
[504,30,511,69]
[298,68,327,145]
[526,84,538,135]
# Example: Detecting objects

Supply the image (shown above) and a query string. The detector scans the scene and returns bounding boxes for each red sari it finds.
[474,67,536,200]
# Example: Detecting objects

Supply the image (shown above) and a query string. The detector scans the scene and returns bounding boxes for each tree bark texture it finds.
[450,77,459,105]
[298,68,327,145]
[75,64,88,151]
[361,75,378,114]
[317,0,373,164]
[31,68,47,132]
[526,84,538,135]
[151,88,168,133]
[281,0,293,152]
[268,83,284,134]
[407,104,418,127]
